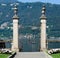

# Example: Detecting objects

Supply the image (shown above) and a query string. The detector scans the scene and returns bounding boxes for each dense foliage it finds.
[0,2,60,38]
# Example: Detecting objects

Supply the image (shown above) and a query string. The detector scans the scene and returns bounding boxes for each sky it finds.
[18,0,60,4]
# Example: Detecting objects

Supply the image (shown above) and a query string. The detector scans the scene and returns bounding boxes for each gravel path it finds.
[14,52,52,58]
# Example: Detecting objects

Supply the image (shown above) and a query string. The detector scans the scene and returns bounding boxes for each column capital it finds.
[12,4,19,19]
[40,5,47,19]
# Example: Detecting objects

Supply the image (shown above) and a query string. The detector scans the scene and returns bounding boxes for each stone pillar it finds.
[11,5,19,52]
[40,5,47,51]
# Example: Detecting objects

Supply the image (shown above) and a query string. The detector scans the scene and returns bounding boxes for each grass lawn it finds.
[51,53,60,58]
[0,54,10,58]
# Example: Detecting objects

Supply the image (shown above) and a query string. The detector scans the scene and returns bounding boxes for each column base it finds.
[11,47,19,52]
[40,48,46,51]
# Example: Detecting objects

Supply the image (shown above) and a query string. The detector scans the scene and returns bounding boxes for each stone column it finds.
[11,5,19,52]
[40,5,47,51]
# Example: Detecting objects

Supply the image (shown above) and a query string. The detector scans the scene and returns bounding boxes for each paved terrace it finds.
[14,52,52,58]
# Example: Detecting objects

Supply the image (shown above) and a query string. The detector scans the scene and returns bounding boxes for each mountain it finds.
[0,0,17,3]
[0,2,60,37]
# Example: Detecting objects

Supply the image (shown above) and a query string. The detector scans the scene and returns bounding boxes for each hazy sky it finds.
[18,0,60,4]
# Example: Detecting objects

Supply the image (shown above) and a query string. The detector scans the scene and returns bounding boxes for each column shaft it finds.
[12,20,19,52]
[40,20,46,51]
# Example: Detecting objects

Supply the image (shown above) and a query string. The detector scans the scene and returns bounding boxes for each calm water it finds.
[48,42,60,49]
[5,38,60,52]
